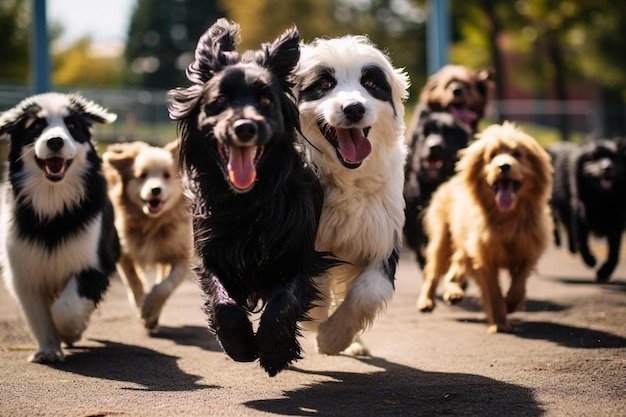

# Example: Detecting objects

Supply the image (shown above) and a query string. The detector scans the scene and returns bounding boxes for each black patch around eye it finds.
[299,66,336,102]
[64,115,90,143]
[361,65,394,110]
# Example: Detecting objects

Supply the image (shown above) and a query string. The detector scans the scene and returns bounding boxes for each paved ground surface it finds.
[1,242,625,417]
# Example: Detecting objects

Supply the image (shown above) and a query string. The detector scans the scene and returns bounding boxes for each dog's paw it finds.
[581,253,596,268]
[213,304,258,362]
[416,295,435,312]
[443,283,465,305]
[596,264,614,283]
[316,320,356,355]
[28,348,64,363]
[141,288,168,330]
[486,322,511,334]
[341,340,370,357]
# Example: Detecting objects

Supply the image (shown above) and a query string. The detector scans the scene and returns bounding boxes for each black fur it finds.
[403,110,471,268]
[0,92,120,362]
[548,139,626,282]
[168,19,338,376]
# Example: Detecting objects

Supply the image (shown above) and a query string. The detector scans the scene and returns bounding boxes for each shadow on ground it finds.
[245,357,543,417]
[150,325,222,352]
[53,339,218,391]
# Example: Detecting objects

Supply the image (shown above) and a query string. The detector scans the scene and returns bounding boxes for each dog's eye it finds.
[259,96,271,107]
[66,122,76,130]
[139,172,148,179]
[512,150,522,159]
[164,172,171,179]
[363,79,375,89]
[320,79,334,90]
[215,95,227,106]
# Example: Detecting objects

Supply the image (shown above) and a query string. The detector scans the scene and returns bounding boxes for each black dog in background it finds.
[403,110,471,268]
[168,19,337,376]
[548,139,626,282]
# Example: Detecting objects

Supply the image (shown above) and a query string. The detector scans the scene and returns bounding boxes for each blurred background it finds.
[1,0,625,146]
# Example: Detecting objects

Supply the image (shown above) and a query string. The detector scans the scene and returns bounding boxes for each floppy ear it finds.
[0,100,39,136]
[185,18,240,85]
[68,94,117,125]
[103,142,142,175]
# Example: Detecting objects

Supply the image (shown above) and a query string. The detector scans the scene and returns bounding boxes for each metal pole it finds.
[426,0,450,75]
[31,0,51,93]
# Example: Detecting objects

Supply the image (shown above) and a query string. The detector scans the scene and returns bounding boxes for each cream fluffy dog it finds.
[103,141,192,331]
[294,35,410,355]
[417,122,552,333]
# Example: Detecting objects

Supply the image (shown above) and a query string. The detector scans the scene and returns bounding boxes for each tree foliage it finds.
[53,38,124,87]
[124,0,226,89]
[0,0,30,84]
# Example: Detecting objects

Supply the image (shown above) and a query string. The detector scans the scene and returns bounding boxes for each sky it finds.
[47,0,135,47]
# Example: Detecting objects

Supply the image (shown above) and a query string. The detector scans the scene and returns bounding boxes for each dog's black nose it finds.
[151,187,161,196]
[343,103,365,123]
[233,120,258,143]
[47,137,64,151]
[452,87,463,97]
[499,163,511,174]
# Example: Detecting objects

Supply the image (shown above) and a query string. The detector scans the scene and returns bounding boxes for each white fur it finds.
[0,93,116,362]
[295,36,410,355]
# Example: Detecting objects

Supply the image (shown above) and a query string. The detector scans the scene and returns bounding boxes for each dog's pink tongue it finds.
[451,108,478,124]
[335,128,371,163]
[227,147,256,190]
[495,180,515,212]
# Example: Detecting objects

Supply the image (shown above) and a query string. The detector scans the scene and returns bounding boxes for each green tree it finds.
[53,37,124,87]
[0,0,30,84]
[222,0,427,98]
[124,0,226,89]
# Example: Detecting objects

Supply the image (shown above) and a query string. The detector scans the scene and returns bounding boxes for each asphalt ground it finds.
[1,242,625,417]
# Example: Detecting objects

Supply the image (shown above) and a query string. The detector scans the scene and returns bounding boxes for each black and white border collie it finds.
[294,36,410,355]
[168,19,338,376]
[0,92,120,363]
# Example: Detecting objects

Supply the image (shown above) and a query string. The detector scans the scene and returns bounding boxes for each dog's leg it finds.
[116,254,146,311]
[316,263,393,355]
[52,270,108,346]
[442,254,468,305]
[417,229,452,312]
[13,284,63,363]
[300,273,330,334]
[597,230,622,282]
[256,276,318,376]
[201,274,257,363]
[474,268,509,333]
[505,264,532,313]
[576,223,597,268]
[142,260,189,330]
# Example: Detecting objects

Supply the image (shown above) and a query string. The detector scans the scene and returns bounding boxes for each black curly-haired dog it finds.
[548,139,626,282]
[403,110,471,268]
[167,19,338,376]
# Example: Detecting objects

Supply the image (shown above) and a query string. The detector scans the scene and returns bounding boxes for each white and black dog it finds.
[294,36,410,355]
[0,92,120,363]
[168,19,338,376]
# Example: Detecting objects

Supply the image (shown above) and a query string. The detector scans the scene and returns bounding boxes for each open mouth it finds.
[143,198,165,215]
[491,178,522,212]
[598,174,615,190]
[217,142,264,192]
[317,120,372,169]
[449,103,478,125]
[36,157,72,182]
[422,156,444,171]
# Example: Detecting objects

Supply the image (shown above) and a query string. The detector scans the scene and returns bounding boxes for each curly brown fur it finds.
[417,122,553,333]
